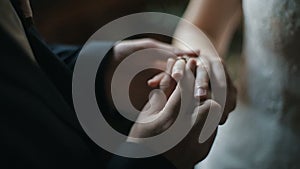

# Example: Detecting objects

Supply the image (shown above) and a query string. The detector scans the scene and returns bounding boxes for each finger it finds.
[192,99,221,143]
[210,59,237,125]
[165,58,176,74]
[211,61,226,88]
[160,58,176,94]
[147,58,176,87]
[194,59,209,100]
[142,89,167,113]
[160,59,196,119]
[192,100,213,125]
[144,58,176,112]
[220,78,237,125]
[201,55,225,89]
[159,60,197,123]
[160,84,181,120]
[185,58,198,98]
[147,73,165,88]
[186,58,197,75]
[160,75,176,98]
[172,59,185,81]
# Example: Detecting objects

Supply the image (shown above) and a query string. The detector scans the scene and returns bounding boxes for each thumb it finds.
[142,89,167,114]
[193,99,222,143]
[156,84,181,125]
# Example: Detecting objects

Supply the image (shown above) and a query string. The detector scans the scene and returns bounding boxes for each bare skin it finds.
[104,39,226,169]
[129,58,222,169]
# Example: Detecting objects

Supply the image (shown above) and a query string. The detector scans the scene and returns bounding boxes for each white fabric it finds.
[197,0,300,168]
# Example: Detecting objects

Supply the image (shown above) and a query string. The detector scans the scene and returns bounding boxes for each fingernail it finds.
[147,80,157,87]
[195,88,207,98]
[147,79,153,84]
[172,70,183,81]
[147,83,152,87]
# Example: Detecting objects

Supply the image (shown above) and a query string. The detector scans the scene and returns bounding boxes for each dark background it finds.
[30,0,190,44]
[30,0,242,81]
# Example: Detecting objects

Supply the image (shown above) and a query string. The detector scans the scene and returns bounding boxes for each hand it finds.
[103,38,198,111]
[113,38,198,63]
[195,55,237,124]
[148,54,237,125]
[128,58,221,169]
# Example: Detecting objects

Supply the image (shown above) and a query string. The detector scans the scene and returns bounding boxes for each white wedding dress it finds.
[197,0,300,168]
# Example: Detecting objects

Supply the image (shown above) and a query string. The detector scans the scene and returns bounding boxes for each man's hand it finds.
[128,58,221,169]
[103,38,198,111]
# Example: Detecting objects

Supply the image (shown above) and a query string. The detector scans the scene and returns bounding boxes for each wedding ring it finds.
[176,55,189,63]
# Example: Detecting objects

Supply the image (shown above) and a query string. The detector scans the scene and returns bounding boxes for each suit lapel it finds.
[0,0,84,133]
[0,0,35,63]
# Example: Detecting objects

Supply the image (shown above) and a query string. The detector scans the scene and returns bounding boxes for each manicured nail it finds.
[147,79,158,87]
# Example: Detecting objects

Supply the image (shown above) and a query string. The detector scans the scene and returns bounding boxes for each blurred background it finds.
[30,0,190,44]
[30,0,242,80]
[29,1,245,164]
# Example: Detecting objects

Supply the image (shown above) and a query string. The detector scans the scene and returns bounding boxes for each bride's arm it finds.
[171,0,240,124]
[173,0,242,57]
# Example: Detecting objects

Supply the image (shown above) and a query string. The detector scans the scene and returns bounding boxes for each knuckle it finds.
[207,99,217,106]
[195,81,209,89]
[160,77,171,86]
[200,100,213,112]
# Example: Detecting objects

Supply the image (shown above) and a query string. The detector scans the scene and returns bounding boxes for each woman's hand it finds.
[148,54,237,125]
[194,54,237,124]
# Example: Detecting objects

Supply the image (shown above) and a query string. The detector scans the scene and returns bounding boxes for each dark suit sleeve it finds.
[49,44,81,70]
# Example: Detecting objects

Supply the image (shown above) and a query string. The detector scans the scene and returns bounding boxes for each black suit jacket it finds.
[0,0,176,169]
